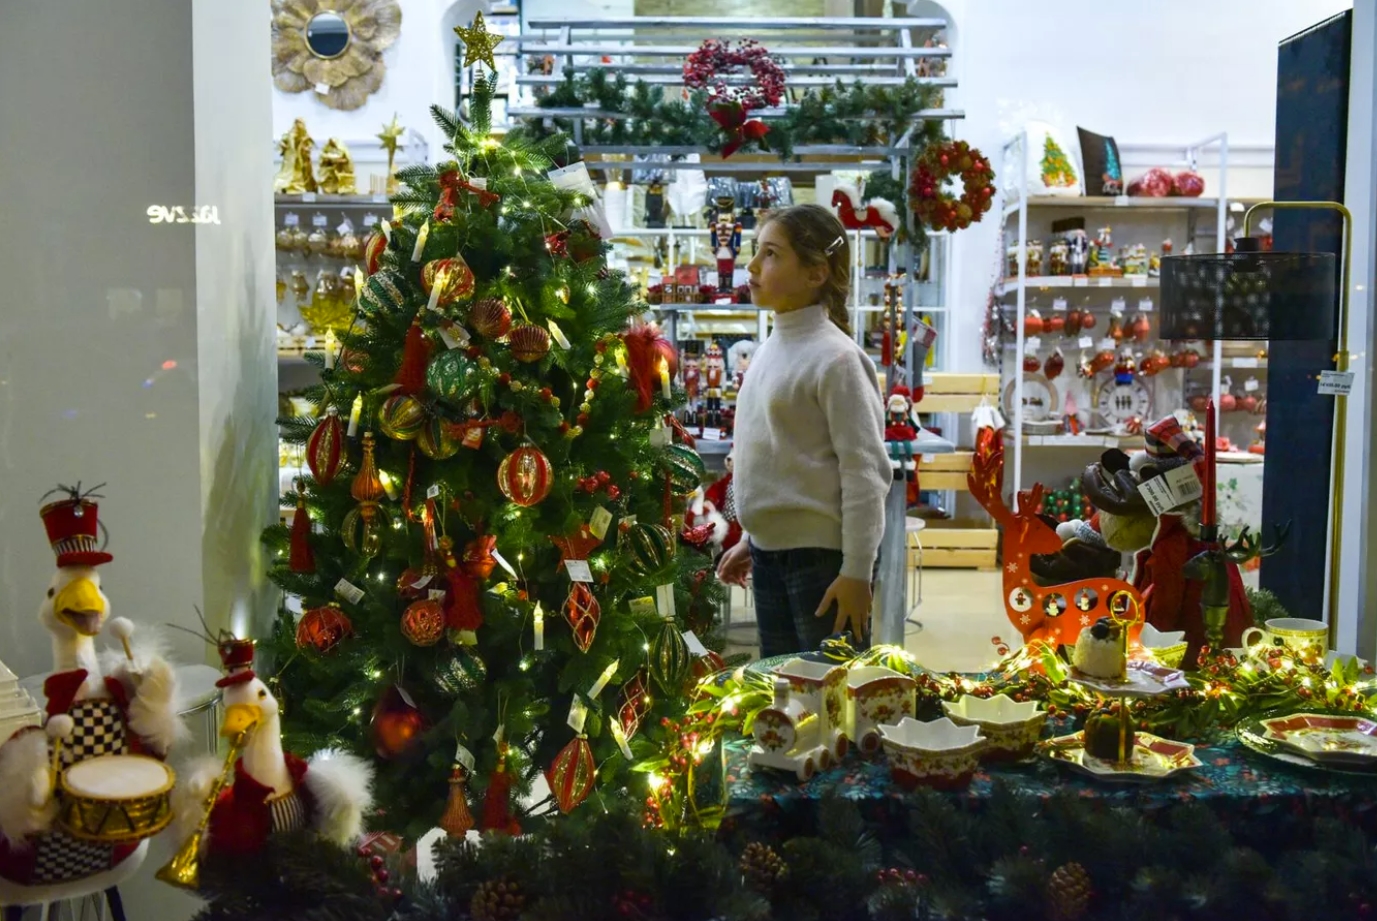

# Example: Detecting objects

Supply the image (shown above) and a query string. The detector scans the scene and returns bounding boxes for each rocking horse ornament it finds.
[831,184,899,240]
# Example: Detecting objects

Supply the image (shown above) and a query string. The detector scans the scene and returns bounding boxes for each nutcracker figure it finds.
[682,357,701,423]
[702,341,726,431]
[646,179,666,229]
[709,195,742,296]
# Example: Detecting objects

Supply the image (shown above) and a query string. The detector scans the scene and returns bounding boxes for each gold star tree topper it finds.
[455,12,503,71]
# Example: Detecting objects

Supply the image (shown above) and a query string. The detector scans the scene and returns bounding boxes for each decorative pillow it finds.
[1011,120,1082,198]
[1077,127,1123,196]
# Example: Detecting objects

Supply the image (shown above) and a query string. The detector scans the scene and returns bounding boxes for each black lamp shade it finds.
[1159,251,1337,341]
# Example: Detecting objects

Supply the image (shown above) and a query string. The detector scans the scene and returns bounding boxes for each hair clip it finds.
[825,235,845,256]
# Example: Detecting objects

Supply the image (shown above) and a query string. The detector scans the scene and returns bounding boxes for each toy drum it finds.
[58,754,175,844]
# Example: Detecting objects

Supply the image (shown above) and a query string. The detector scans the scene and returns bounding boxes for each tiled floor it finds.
[723,569,1015,674]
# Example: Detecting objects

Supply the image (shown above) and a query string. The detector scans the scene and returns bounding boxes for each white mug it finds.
[1241,618,1327,659]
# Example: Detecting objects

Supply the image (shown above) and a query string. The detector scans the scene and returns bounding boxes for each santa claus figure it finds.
[708,195,741,296]
[884,388,921,505]
[700,452,742,555]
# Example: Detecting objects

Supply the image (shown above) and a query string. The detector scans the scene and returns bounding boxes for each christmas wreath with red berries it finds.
[908,139,995,232]
[682,39,786,109]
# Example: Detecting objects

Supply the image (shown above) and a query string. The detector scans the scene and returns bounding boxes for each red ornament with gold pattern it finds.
[307,406,346,485]
[547,734,595,813]
[497,444,553,507]
[296,603,354,653]
[420,256,476,308]
[401,598,446,646]
[563,582,601,652]
[618,672,651,739]
[508,323,552,363]
[364,229,387,275]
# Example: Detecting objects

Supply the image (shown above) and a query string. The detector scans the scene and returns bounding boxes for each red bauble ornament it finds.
[1024,312,1043,336]
[1044,349,1066,381]
[497,445,554,507]
[1045,313,1065,334]
[1081,312,1097,331]
[509,323,551,363]
[401,598,446,646]
[396,566,432,599]
[1022,354,1041,373]
[468,298,512,338]
[420,257,476,308]
[371,686,428,760]
[306,408,345,485]
[564,582,602,652]
[547,734,596,814]
[364,230,387,276]
[296,604,353,653]
[1220,391,1238,412]
[1131,314,1152,342]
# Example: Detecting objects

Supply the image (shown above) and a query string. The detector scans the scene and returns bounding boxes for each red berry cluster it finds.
[357,846,403,901]
[683,39,786,110]
[908,139,996,233]
[613,889,654,919]
[876,867,928,887]
[577,469,620,500]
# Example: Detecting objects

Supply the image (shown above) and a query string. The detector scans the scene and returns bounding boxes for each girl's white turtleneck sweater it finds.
[732,303,892,580]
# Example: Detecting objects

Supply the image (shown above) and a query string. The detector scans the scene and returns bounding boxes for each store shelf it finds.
[1000,195,1240,221]
[1006,432,1141,448]
[276,193,391,206]
[995,276,1158,295]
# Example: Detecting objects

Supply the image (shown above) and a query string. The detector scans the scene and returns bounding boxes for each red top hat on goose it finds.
[40,486,114,568]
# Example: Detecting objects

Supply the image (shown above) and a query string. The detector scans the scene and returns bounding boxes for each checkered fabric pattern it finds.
[723,479,737,522]
[269,789,307,834]
[30,831,114,884]
[55,699,128,767]
[1144,417,1203,462]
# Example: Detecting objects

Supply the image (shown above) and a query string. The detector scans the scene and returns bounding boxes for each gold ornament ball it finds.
[509,323,551,363]
[417,415,463,460]
[421,257,476,308]
[379,393,427,441]
[401,599,446,646]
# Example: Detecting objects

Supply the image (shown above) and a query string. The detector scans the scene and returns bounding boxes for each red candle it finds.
[1203,398,1216,527]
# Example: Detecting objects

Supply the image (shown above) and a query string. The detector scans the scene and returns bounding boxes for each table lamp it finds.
[1159,201,1349,647]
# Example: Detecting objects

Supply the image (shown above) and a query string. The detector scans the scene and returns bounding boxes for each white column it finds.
[1340,0,1377,657]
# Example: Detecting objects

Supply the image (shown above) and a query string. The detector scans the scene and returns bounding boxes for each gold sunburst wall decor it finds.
[272,0,402,111]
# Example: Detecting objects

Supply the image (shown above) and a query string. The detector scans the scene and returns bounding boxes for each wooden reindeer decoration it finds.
[968,432,1144,648]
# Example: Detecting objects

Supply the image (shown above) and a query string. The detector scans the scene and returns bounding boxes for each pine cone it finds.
[739,841,787,892]
[471,878,526,921]
[1045,861,1091,921]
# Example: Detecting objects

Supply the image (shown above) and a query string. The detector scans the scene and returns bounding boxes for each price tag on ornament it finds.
[1233,357,1259,369]
[427,484,441,499]
[683,631,709,656]
[1078,335,1094,349]
[1052,297,1068,312]
[1131,275,1149,287]
[1138,465,1203,517]
[284,212,300,227]
[1244,378,1261,392]
[1073,277,1089,288]
[300,192,317,204]
[1097,277,1113,288]
[313,213,328,228]
[363,213,379,227]
[1025,337,1042,352]
[656,584,677,620]
[565,559,594,584]
[314,82,331,95]
[1319,370,1355,396]
[454,743,476,774]
[1110,297,1126,314]
[461,425,484,449]
[334,578,365,605]
[396,685,417,709]
[629,596,657,619]
[491,548,518,578]
[567,696,589,733]
[589,506,613,540]
[410,573,433,590]
[438,322,470,350]
[1139,297,1154,312]
[428,588,447,601]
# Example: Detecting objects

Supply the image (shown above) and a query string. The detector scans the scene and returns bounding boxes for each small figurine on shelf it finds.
[316,139,357,195]
[702,341,726,432]
[1048,238,1070,276]
[1089,227,1121,276]
[646,283,664,305]
[1067,228,1090,275]
[709,195,742,295]
[683,357,701,415]
[1113,349,1137,385]
[1122,243,1148,276]
[1149,238,1172,278]
[884,386,921,505]
[645,178,667,228]
[274,118,318,195]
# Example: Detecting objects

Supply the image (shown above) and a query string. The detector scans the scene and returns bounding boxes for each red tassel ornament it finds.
[395,318,430,395]
[439,536,484,637]
[480,742,520,834]
[621,324,659,413]
[289,483,315,573]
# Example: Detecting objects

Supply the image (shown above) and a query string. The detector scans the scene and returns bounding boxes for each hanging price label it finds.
[683,631,709,656]
[565,560,594,583]
[589,506,613,540]
[1244,378,1260,392]
[1052,297,1068,311]
[284,212,300,227]
[1110,298,1126,314]
[363,213,379,227]
[491,548,517,578]
[1137,465,1203,517]
[629,596,657,619]
[1078,336,1094,349]
[428,588,447,601]
[1025,337,1042,352]
[1319,370,1355,395]
[312,214,328,228]
[410,573,433,590]
[1139,298,1154,312]
[334,579,365,604]
[427,484,441,499]
[656,584,677,620]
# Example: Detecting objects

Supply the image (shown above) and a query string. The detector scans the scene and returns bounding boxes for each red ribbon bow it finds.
[709,101,769,159]
[434,169,501,223]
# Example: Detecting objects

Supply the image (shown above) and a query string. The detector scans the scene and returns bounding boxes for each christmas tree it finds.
[1040,134,1076,188]
[262,68,723,841]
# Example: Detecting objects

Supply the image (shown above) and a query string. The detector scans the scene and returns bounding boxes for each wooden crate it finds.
[916,372,999,414]
[909,519,999,570]
[918,451,973,491]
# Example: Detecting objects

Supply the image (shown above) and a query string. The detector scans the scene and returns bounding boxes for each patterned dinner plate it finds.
[1260,712,1377,766]
[1068,661,1189,699]
[1042,731,1202,783]
[1237,712,1377,777]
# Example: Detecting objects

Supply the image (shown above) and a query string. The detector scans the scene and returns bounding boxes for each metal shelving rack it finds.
[999,132,1241,502]
[509,15,962,396]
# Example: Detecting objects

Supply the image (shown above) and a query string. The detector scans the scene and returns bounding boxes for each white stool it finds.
[905,518,925,629]
[0,840,148,921]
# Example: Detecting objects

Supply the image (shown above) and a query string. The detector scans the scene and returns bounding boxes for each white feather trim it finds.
[700,501,729,552]
[304,748,375,847]
[169,753,224,848]
[833,183,863,211]
[870,197,899,230]
[126,655,190,756]
[0,730,57,843]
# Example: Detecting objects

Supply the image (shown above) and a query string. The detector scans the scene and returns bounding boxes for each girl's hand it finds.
[716,540,753,587]
[815,575,872,642]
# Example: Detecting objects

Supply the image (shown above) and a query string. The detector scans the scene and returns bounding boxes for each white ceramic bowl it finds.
[1136,624,1188,669]
[879,717,985,790]
[942,694,1046,761]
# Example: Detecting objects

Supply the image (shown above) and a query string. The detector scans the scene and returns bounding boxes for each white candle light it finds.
[658,357,671,399]
[323,329,337,370]
[533,603,545,651]
[411,220,430,262]
[588,659,619,698]
[347,393,363,437]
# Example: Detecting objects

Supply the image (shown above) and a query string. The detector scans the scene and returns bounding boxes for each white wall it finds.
[928,0,1354,373]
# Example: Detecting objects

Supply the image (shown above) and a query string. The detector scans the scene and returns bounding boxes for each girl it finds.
[716,204,891,656]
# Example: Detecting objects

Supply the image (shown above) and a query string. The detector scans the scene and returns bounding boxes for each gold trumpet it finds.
[157,726,253,890]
